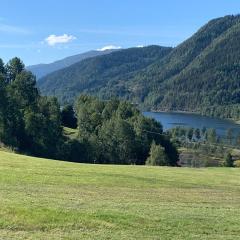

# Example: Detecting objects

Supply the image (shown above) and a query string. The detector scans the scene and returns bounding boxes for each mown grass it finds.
[0,150,240,239]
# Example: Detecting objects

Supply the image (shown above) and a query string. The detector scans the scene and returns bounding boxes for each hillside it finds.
[1,150,240,239]
[38,45,173,104]
[140,14,240,118]
[27,49,118,79]
[38,15,240,119]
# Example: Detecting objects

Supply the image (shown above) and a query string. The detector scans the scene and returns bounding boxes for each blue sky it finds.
[1,0,240,65]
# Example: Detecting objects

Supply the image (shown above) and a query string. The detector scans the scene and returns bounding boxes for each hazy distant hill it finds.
[27,49,119,79]
[38,15,240,119]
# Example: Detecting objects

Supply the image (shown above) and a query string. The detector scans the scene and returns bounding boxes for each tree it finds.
[201,126,207,140]
[61,105,77,129]
[146,141,168,166]
[0,59,5,75]
[6,57,25,82]
[226,128,234,145]
[59,139,86,163]
[75,95,179,166]
[24,97,63,158]
[224,153,234,167]
[194,128,201,141]
[0,71,27,149]
[76,95,104,137]
[99,118,137,164]
[9,71,39,110]
[187,128,194,141]
[206,128,217,143]
[0,75,7,141]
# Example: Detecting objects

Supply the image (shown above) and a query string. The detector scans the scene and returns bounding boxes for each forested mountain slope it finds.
[38,46,172,104]
[141,15,240,118]
[39,15,240,119]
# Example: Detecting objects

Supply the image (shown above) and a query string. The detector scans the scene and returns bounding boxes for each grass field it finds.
[0,151,240,239]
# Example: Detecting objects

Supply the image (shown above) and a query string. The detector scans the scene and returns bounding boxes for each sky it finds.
[1,0,240,66]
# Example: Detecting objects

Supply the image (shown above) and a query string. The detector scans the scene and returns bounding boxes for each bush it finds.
[224,153,234,167]
[234,160,240,168]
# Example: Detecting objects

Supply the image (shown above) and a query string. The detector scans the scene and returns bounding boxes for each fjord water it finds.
[144,112,240,137]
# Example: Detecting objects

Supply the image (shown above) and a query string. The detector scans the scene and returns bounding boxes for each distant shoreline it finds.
[147,109,240,125]
[150,110,199,115]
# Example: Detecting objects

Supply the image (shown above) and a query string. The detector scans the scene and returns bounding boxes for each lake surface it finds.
[144,111,240,137]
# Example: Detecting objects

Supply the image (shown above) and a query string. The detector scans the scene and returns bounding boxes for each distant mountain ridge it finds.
[38,15,240,119]
[27,49,119,79]
[37,45,173,104]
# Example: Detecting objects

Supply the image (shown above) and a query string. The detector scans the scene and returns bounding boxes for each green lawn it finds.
[0,151,240,239]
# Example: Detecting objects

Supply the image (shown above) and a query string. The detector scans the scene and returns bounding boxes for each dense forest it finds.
[38,15,240,119]
[0,57,179,166]
[38,46,173,104]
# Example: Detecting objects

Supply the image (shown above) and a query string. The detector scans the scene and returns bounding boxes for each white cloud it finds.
[97,45,122,51]
[44,34,76,46]
[136,45,144,48]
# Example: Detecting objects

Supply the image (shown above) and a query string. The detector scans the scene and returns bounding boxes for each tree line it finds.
[167,126,237,167]
[0,57,179,166]
[168,126,240,146]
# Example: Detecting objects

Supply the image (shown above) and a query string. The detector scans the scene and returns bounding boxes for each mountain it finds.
[27,49,119,79]
[137,14,240,119]
[38,15,240,119]
[38,45,173,104]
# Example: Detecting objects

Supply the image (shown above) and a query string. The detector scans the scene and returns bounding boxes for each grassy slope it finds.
[63,127,78,139]
[0,151,240,239]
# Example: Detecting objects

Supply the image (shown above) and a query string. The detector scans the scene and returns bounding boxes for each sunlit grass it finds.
[0,150,240,239]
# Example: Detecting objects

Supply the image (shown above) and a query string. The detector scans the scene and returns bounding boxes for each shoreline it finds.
[151,109,199,115]
[148,109,240,125]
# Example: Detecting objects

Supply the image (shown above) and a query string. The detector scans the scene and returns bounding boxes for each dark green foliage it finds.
[187,128,194,141]
[99,118,137,164]
[0,59,5,75]
[6,57,25,83]
[141,15,240,118]
[0,75,8,142]
[61,105,77,129]
[0,58,64,159]
[39,15,240,120]
[24,97,63,158]
[75,95,179,165]
[224,153,234,167]
[8,71,39,110]
[0,57,179,166]
[59,139,87,163]
[38,46,173,105]
[194,128,201,141]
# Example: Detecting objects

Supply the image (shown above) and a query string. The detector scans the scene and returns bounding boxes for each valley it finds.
[1,2,240,239]
[36,15,240,120]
